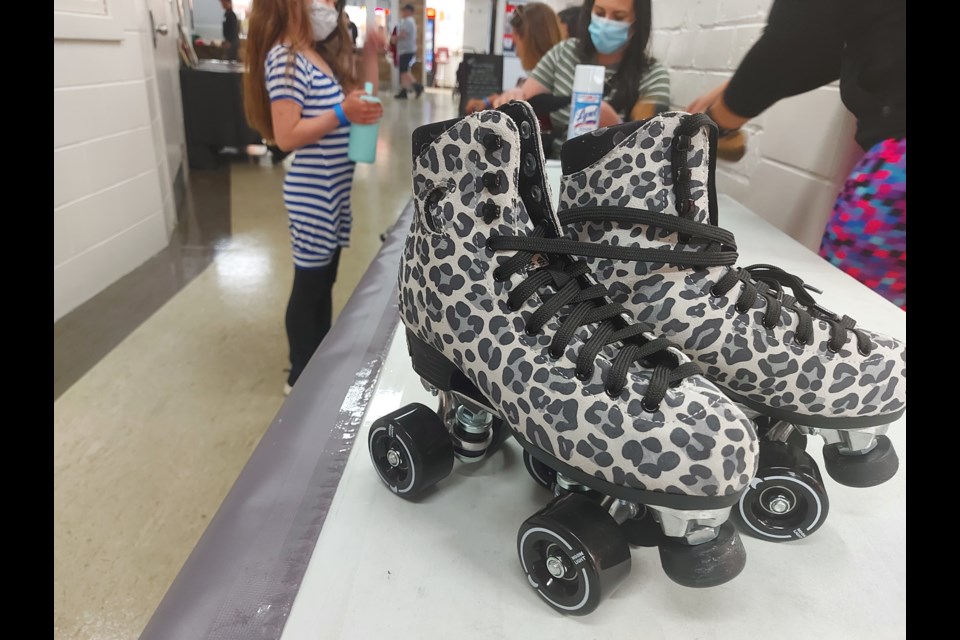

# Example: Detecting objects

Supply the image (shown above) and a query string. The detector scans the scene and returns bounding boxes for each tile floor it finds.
[53,90,458,640]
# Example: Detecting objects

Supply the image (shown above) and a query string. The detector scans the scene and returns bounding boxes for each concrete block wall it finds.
[650,0,862,250]
[54,0,178,321]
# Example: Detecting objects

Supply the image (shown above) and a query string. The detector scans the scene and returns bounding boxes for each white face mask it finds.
[310,2,339,41]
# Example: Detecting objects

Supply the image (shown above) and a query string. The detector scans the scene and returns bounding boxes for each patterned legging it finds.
[819,138,906,310]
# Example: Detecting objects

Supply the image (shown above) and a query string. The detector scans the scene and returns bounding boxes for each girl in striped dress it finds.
[244,0,384,392]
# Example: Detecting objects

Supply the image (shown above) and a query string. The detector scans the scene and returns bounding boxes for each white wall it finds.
[54,0,177,321]
[650,0,862,250]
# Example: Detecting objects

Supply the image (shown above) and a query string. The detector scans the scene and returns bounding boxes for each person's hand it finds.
[492,88,524,108]
[364,29,386,54]
[465,98,490,114]
[598,100,622,127]
[686,81,729,114]
[341,90,383,124]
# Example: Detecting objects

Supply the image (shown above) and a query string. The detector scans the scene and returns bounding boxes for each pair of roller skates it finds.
[367,101,906,614]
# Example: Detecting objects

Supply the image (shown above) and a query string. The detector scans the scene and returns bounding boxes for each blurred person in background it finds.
[465,3,562,114]
[493,0,669,156]
[222,0,240,60]
[392,4,424,99]
[244,0,385,394]
[558,5,582,39]
[686,0,906,309]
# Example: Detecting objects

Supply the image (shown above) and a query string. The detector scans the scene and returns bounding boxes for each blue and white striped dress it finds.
[266,44,354,269]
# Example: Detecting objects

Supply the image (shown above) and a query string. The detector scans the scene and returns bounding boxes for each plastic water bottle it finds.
[348,82,382,163]
[567,65,605,140]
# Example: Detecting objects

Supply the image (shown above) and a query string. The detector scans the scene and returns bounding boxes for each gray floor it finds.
[53,90,458,640]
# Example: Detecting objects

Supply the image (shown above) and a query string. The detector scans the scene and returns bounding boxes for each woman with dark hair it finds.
[557,5,581,39]
[493,0,669,155]
[464,2,562,114]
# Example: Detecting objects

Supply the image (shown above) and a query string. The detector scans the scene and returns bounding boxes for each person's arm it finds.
[266,50,381,151]
[493,42,562,107]
[715,0,844,120]
[359,28,385,94]
[629,62,670,121]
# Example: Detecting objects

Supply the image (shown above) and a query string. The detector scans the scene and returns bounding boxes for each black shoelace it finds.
[555,206,874,355]
[487,222,701,411]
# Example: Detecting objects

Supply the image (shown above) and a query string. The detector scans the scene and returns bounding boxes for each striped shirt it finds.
[266,44,354,269]
[530,38,670,152]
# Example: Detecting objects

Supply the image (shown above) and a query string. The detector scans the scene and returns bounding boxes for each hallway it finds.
[53,91,458,640]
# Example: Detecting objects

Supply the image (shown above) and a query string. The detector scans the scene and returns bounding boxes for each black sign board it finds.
[456,54,504,116]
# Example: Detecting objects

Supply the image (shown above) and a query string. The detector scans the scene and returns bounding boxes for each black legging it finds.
[285,248,342,386]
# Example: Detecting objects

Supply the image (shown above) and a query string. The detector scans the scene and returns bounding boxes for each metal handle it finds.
[155,24,169,36]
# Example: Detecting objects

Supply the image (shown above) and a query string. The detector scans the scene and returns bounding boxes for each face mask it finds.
[310,2,339,41]
[588,14,631,54]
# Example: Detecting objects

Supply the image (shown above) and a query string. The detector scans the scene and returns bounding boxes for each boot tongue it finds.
[558,112,717,226]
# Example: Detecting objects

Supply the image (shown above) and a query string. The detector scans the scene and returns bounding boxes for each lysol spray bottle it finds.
[567,64,606,139]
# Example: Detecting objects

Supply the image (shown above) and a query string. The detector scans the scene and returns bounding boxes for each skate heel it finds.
[406,329,458,392]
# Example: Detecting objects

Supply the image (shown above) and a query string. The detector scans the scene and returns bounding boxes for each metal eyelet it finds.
[524,325,539,337]
[481,202,500,223]
[575,369,592,382]
[858,344,873,357]
[520,120,532,139]
[530,185,542,202]
[482,134,502,151]
[827,342,843,354]
[482,173,501,190]
[640,399,659,413]
[794,337,808,348]
[709,286,722,298]
[492,268,504,282]
[547,349,561,360]
[735,304,750,314]
[523,153,537,177]
[506,299,520,312]
[604,387,621,399]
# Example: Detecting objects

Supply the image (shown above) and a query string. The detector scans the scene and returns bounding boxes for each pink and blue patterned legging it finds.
[819,137,906,310]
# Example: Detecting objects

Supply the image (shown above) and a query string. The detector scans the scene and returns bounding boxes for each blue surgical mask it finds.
[588,14,631,54]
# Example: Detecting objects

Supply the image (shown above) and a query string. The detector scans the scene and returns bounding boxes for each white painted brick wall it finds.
[651,0,861,251]
[54,0,176,322]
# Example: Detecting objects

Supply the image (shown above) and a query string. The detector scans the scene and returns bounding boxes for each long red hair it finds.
[243,0,356,142]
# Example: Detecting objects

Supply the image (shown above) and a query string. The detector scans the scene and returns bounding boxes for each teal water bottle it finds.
[348,82,382,163]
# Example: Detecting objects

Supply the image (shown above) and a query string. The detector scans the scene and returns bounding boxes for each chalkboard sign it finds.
[457,54,504,116]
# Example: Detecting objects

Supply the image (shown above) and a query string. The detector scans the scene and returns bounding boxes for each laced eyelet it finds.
[547,349,561,360]
[640,399,659,413]
[524,325,539,337]
[858,344,873,357]
[793,337,808,348]
[506,300,520,312]
[762,320,777,330]
[735,303,750,315]
[482,134,502,151]
[709,286,722,298]
[492,268,504,282]
[605,387,622,399]
[575,369,592,382]
[827,342,843,354]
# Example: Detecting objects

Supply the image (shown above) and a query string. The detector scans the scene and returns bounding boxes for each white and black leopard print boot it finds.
[555,112,906,543]
[367,101,759,615]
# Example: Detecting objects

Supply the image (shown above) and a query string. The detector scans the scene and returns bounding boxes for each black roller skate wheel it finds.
[523,449,557,490]
[733,443,830,542]
[822,434,899,488]
[368,403,454,500]
[659,521,746,589]
[517,493,631,616]
[620,505,665,547]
